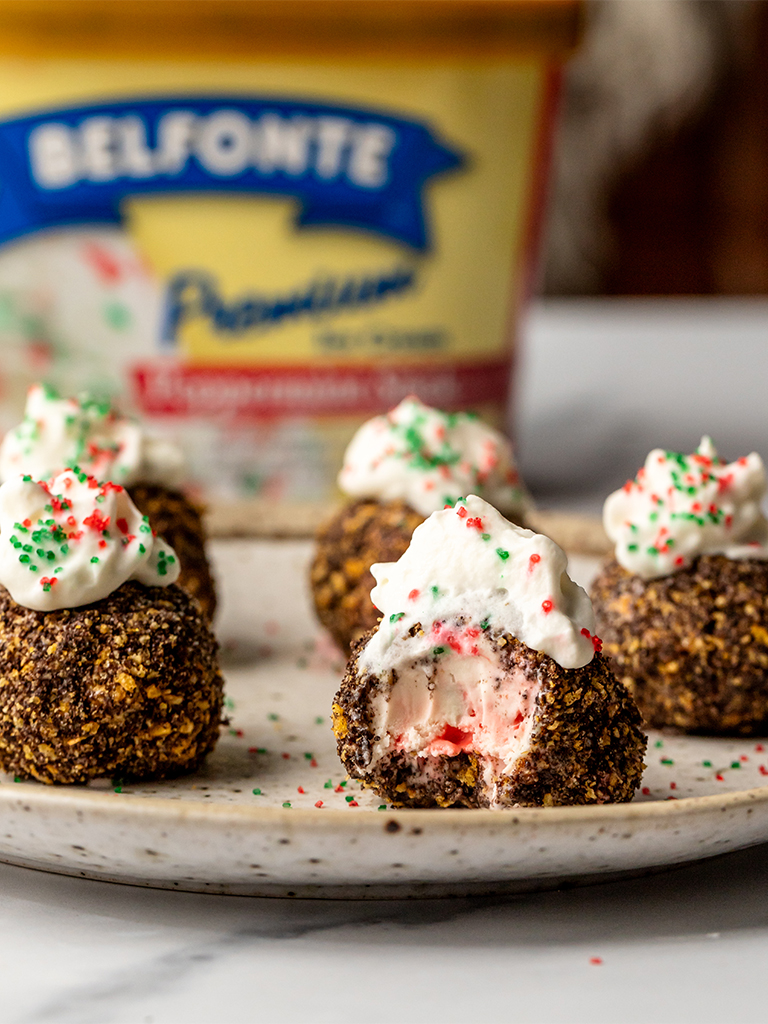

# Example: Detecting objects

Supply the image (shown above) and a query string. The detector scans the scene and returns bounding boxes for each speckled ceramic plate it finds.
[1,540,768,898]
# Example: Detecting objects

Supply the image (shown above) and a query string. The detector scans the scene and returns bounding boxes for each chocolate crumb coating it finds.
[333,627,646,808]
[311,498,527,654]
[128,483,216,622]
[310,499,425,653]
[592,555,768,734]
[0,581,223,784]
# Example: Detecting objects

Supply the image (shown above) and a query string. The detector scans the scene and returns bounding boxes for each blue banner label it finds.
[0,96,464,251]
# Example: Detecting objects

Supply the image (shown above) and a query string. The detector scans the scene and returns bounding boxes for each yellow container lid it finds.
[0,1,581,59]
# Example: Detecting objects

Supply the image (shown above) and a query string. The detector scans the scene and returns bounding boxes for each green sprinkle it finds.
[282,801,292,808]
[22,544,32,552]
[481,533,491,541]
[139,544,146,554]
[654,740,663,748]
[389,612,405,622]
[731,761,741,769]
[252,788,262,795]
[480,617,490,630]
[433,646,445,656]
[345,795,354,803]
[430,585,439,597]
[315,716,324,725]
[661,757,674,766]
[13,776,21,783]
[304,752,313,760]
[340,780,348,788]
[90,556,99,564]
[324,779,333,789]
[19,554,29,564]
[627,543,638,552]
[29,565,38,572]
[649,512,658,522]
[268,713,279,721]
[646,547,658,556]
[378,804,387,811]
[113,786,123,794]
[702,760,712,768]
[496,548,509,560]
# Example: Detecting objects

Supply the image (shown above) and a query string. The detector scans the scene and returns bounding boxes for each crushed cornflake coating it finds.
[0,383,184,488]
[0,468,179,610]
[604,437,768,580]
[338,395,530,518]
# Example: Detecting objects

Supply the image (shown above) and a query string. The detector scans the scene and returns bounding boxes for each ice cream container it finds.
[0,0,579,502]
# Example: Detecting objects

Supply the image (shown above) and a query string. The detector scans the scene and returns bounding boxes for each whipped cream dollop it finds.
[338,396,530,518]
[361,494,597,672]
[604,437,768,580]
[0,469,180,610]
[0,384,185,489]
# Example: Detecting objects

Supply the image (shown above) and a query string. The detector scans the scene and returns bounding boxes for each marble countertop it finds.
[4,845,768,1024]
[5,297,768,1024]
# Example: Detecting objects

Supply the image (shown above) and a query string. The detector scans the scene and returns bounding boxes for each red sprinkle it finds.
[589,957,603,966]
[408,589,420,601]
[670,782,677,790]
[116,518,129,535]
[83,510,110,533]
[466,517,484,531]
[716,773,724,781]
[641,787,650,795]
[349,800,359,807]
[281,752,290,760]
[310,758,318,768]
[315,800,323,808]
[456,506,467,519]
[756,744,765,752]
[580,627,603,653]
[334,784,344,793]
[759,765,768,776]
[297,786,305,794]
[22,519,31,528]
[541,600,553,614]
[528,554,541,573]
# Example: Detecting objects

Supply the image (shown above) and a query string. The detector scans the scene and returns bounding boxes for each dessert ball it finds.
[0,383,216,620]
[311,498,424,653]
[594,437,768,733]
[332,495,646,807]
[593,555,768,734]
[311,396,530,653]
[0,582,222,784]
[0,469,223,783]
